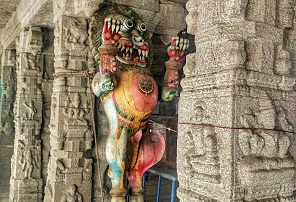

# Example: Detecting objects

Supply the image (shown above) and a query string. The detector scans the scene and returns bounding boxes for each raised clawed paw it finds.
[167,36,189,62]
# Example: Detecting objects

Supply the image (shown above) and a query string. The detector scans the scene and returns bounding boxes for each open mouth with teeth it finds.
[114,39,149,68]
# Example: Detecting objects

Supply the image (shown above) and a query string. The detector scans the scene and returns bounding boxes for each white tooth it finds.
[116,21,120,33]
[117,43,122,49]
[111,24,116,33]
[107,18,111,29]
[125,47,129,53]
[130,47,133,54]
[180,38,184,44]
[185,39,190,49]
[180,42,184,50]
[145,50,148,58]
[121,44,125,51]
[111,19,116,33]
[175,37,179,46]
[138,49,141,56]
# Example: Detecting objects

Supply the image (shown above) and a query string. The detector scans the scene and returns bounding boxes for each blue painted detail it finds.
[92,71,114,98]
[143,166,178,202]
[104,97,127,186]
[157,176,162,202]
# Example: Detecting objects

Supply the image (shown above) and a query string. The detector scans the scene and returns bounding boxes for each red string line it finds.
[17,104,296,135]
[177,122,296,135]
[50,104,91,110]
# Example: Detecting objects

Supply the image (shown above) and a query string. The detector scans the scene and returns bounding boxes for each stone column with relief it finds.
[177,0,296,201]
[0,49,16,198]
[44,3,94,201]
[9,27,44,202]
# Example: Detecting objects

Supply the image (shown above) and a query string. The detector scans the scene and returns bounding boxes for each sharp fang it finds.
[111,24,116,33]
[180,43,183,50]
[138,49,141,56]
[116,21,120,33]
[107,19,111,29]
[121,44,125,52]
[111,19,116,33]
[180,38,184,49]
[130,47,133,54]
[125,47,129,53]
[186,42,189,49]
[117,43,122,49]
[176,37,179,46]
[144,50,148,58]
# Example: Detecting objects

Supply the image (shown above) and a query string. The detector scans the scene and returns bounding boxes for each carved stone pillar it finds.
[41,28,55,189]
[44,14,94,201]
[9,27,44,202]
[0,49,16,198]
[177,0,296,201]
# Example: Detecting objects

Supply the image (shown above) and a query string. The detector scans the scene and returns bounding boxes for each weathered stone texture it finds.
[0,49,16,199]
[44,15,94,202]
[177,0,296,201]
[9,27,44,202]
[0,0,294,202]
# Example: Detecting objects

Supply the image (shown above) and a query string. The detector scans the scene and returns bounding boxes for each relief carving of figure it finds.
[63,94,88,126]
[61,184,83,202]
[183,103,220,183]
[20,148,38,179]
[27,27,43,56]
[238,97,295,200]
[63,18,88,45]
[89,4,188,201]
[239,100,291,159]
[24,100,37,120]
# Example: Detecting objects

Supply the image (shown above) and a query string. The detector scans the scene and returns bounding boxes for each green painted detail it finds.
[120,124,124,129]
[129,116,135,121]
[140,116,149,122]
[127,127,132,133]
[115,104,128,118]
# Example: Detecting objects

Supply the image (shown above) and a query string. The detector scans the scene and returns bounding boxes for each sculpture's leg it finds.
[103,97,128,201]
[128,130,165,202]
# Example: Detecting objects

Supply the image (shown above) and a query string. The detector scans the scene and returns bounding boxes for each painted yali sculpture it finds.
[89,4,188,202]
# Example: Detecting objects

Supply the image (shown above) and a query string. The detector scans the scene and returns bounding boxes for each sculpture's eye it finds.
[136,21,146,34]
[121,18,133,32]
